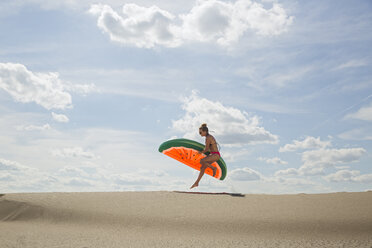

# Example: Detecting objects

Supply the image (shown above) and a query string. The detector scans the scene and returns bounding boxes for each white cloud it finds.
[299,148,366,176]
[344,103,372,121]
[334,165,351,170]
[89,0,293,48]
[274,147,366,177]
[0,119,164,178]
[0,63,72,110]
[279,136,331,152]
[16,124,51,131]
[52,112,69,123]
[228,167,262,181]
[0,173,14,182]
[65,177,94,187]
[274,167,298,177]
[63,82,98,95]
[339,128,372,141]
[172,91,278,146]
[302,148,366,168]
[179,0,233,44]
[258,156,287,165]
[89,3,179,48]
[56,164,111,188]
[334,59,368,70]
[0,63,97,110]
[63,67,188,102]
[112,173,158,186]
[324,170,372,183]
[275,177,317,186]
[51,147,99,159]
[58,166,90,178]
[0,158,45,192]
[0,158,23,171]
[262,66,312,88]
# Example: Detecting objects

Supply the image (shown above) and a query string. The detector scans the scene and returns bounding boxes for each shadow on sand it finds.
[173,191,245,197]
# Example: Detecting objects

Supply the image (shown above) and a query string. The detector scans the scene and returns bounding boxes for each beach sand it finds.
[0,191,371,247]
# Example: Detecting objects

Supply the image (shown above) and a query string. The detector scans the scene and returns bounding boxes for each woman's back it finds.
[207,135,218,152]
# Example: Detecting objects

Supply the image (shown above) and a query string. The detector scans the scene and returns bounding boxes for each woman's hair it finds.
[199,123,209,133]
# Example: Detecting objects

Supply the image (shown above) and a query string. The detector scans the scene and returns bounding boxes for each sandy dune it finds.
[0,191,371,247]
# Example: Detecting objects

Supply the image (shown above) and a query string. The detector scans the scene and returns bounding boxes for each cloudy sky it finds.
[0,0,371,194]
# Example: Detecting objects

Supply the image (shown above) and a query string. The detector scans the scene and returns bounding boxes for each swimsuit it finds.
[210,151,221,157]
[208,136,221,157]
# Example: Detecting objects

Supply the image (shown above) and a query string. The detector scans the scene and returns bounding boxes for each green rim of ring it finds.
[158,138,227,180]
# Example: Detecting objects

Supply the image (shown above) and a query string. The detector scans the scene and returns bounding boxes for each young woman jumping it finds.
[190,123,221,189]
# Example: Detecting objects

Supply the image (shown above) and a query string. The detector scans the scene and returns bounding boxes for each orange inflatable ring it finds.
[158,138,227,180]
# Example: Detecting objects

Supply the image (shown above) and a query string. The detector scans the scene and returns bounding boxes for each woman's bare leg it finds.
[190,155,219,189]
[190,165,206,189]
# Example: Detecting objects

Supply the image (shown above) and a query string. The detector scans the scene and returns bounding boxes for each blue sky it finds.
[0,0,371,194]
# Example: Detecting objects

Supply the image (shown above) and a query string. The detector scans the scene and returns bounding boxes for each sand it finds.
[0,191,371,247]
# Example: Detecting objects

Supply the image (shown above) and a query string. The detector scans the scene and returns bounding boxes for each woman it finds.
[190,123,221,189]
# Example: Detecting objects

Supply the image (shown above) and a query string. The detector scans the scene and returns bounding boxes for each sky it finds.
[0,0,371,194]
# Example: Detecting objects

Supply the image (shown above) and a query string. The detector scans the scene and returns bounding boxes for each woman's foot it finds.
[190,182,198,189]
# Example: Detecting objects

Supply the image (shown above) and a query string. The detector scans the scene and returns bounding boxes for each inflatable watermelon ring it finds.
[158,138,227,180]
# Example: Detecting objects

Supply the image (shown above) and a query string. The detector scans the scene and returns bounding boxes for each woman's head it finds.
[199,123,208,137]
